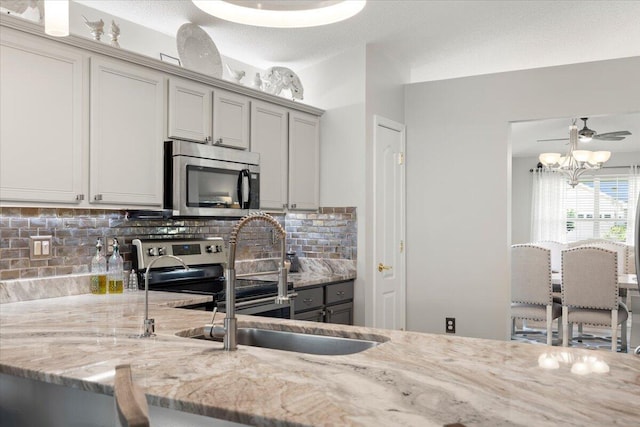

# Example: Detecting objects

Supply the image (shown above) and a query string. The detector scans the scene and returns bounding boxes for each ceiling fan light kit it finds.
[539,121,611,187]
[192,0,366,28]
[44,0,69,37]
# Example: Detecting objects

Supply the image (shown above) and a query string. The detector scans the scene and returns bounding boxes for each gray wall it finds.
[405,56,640,340]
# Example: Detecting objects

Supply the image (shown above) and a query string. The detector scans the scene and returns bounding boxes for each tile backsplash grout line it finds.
[0,207,357,280]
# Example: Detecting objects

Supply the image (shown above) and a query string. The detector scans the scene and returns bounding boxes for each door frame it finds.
[372,115,407,330]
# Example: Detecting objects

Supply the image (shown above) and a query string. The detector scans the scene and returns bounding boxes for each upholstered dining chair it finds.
[114,364,150,427]
[561,247,629,352]
[511,244,562,345]
[531,241,566,273]
[577,241,628,275]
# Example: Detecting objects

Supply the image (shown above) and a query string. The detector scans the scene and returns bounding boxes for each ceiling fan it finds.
[537,117,632,142]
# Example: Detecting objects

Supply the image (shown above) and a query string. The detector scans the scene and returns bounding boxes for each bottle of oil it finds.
[108,238,124,294]
[90,238,107,294]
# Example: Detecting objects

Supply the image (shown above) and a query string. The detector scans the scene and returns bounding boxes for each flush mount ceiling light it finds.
[539,120,611,187]
[44,0,69,37]
[192,0,366,28]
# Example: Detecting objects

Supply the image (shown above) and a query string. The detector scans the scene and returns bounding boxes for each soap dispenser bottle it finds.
[108,238,124,294]
[90,238,107,294]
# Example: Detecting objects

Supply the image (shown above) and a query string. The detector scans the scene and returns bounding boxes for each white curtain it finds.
[626,165,640,244]
[531,169,567,242]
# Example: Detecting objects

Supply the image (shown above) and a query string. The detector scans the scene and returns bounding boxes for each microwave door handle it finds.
[237,169,250,209]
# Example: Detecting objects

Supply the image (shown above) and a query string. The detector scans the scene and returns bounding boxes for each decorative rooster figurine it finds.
[225,63,246,84]
[109,20,120,48]
[82,15,104,41]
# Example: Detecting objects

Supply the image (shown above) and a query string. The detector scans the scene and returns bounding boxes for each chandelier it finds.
[538,120,611,187]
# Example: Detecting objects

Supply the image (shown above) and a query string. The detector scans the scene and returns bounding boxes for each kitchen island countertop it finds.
[1,289,639,426]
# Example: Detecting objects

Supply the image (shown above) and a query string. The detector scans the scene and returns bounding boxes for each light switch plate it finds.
[30,236,53,260]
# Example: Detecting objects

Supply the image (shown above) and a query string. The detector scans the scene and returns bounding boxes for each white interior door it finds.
[373,116,406,330]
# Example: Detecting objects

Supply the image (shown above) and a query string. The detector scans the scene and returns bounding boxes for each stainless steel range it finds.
[131,238,294,319]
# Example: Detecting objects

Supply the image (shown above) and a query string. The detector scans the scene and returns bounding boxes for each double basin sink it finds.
[185,327,387,356]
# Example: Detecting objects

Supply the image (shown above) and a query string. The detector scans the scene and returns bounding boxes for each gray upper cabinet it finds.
[167,77,212,144]
[168,79,250,150]
[288,111,320,211]
[251,101,320,212]
[89,56,164,206]
[212,89,250,150]
[0,28,85,204]
[250,100,289,210]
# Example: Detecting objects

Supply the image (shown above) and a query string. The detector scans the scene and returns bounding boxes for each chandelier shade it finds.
[192,1,367,28]
[538,121,611,187]
[44,0,69,37]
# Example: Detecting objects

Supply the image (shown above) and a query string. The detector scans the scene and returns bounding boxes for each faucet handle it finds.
[210,306,218,324]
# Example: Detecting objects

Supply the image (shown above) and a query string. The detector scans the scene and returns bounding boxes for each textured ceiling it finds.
[72,0,640,83]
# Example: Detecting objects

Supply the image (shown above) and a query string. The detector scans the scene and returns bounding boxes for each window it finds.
[563,176,631,242]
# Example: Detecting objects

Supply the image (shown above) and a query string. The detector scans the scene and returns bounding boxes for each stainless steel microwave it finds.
[164,140,260,217]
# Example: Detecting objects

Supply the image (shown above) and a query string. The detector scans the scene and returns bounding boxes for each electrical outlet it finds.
[102,236,115,255]
[446,317,456,334]
[30,236,53,260]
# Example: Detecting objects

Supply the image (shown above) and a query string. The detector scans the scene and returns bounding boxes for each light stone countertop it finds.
[1,290,640,426]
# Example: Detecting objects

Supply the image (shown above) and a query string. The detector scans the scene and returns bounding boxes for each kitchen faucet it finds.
[208,212,290,350]
[138,254,189,338]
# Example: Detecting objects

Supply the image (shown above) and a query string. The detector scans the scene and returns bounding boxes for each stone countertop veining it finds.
[235,258,357,288]
[1,292,640,426]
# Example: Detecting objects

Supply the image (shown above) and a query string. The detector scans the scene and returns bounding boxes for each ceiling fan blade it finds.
[595,130,631,138]
[593,135,626,141]
[537,138,569,142]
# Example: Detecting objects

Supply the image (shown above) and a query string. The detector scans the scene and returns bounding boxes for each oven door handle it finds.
[237,169,250,209]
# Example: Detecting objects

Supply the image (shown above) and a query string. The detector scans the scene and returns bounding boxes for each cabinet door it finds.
[213,90,250,150]
[90,57,164,206]
[167,78,212,143]
[294,309,325,323]
[288,111,319,211]
[325,302,353,325]
[250,101,288,210]
[0,29,84,203]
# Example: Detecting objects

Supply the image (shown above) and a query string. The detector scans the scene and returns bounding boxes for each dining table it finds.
[551,273,638,301]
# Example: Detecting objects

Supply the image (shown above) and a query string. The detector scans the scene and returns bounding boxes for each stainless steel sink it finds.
[191,328,382,355]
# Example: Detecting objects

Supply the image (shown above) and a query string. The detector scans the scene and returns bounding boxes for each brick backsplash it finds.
[0,207,357,280]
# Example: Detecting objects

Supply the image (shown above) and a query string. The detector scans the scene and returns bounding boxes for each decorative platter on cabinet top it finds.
[176,23,222,78]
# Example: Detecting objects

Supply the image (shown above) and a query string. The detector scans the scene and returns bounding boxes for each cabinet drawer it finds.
[294,287,323,311]
[325,281,354,305]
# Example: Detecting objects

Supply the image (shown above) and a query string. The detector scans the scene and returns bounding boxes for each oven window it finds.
[186,165,240,208]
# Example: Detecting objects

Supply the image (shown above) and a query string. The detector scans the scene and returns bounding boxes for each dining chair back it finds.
[511,244,561,345]
[578,241,628,274]
[561,247,628,352]
[114,364,150,427]
[531,241,566,273]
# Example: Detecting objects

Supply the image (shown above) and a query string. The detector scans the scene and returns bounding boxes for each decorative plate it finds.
[176,23,222,78]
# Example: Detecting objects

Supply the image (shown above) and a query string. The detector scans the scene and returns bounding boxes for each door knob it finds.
[378,263,392,272]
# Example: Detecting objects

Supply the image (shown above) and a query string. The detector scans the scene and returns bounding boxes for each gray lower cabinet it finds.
[293,280,354,325]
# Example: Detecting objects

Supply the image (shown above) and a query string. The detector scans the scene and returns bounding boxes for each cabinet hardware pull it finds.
[291,204,296,209]
[94,194,103,201]
[377,263,392,272]
[215,138,223,145]
[336,291,345,296]
[283,203,288,209]
[303,298,313,303]
[76,194,84,201]
[205,136,212,144]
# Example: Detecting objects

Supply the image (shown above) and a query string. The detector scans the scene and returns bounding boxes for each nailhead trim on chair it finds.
[561,246,618,310]
[511,244,553,305]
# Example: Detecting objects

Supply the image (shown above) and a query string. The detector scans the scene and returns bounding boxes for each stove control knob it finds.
[205,245,213,253]
[148,248,157,257]
[216,245,223,253]
[158,247,166,256]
